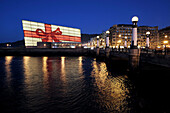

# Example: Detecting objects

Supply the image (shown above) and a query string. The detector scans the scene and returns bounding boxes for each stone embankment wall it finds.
[0,48,89,56]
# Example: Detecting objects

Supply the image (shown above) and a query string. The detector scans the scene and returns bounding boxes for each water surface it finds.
[0,56,169,113]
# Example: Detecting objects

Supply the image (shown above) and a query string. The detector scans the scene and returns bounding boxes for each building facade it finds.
[109,24,159,49]
[22,20,81,48]
[158,26,170,48]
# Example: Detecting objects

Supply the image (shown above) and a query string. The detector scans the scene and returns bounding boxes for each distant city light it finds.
[163,40,168,44]
[70,45,76,48]
[6,44,9,46]
[117,40,121,43]
[91,47,94,50]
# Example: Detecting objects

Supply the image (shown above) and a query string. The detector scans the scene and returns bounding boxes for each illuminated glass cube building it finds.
[22,20,81,48]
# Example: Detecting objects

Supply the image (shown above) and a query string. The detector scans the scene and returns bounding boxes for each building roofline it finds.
[159,26,170,31]
[117,24,132,27]
[139,26,158,28]
[112,24,158,28]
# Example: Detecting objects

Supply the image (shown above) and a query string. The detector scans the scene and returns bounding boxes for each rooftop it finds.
[159,26,170,31]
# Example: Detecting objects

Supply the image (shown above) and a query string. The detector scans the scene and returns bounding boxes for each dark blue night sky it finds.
[0,0,170,43]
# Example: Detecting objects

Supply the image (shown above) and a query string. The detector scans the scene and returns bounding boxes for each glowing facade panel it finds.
[22,20,81,47]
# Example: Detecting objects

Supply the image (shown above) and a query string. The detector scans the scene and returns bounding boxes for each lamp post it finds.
[124,36,127,48]
[129,16,140,71]
[97,36,99,48]
[118,34,121,50]
[146,31,150,54]
[131,16,139,48]
[146,31,150,48]
[163,40,168,55]
[105,30,110,58]
[90,38,93,48]
[124,36,127,52]
[96,36,100,56]
[106,30,110,48]
[117,40,121,51]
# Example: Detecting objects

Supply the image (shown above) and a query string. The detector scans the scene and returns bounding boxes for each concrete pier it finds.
[96,47,100,56]
[105,47,110,58]
[129,48,140,71]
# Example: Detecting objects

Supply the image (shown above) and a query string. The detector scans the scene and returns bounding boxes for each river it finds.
[0,56,169,113]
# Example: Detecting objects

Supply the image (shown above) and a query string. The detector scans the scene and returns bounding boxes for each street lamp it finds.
[146,31,150,48]
[124,36,127,48]
[131,16,139,48]
[106,30,110,34]
[106,30,110,48]
[117,34,121,49]
[96,36,100,48]
[165,35,168,38]
[117,40,121,51]
[95,36,100,55]
[105,30,110,58]
[163,40,168,55]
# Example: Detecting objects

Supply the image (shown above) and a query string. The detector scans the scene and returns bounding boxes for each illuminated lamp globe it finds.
[125,36,127,39]
[146,31,150,35]
[97,36,99,39]
[132,16,139,22]
[106,30,110,34]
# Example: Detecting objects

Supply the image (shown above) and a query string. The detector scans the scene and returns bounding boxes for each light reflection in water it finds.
[61,56,66,83]
[23,56,44,92]
[92,60,130,112]
[1,56,135,112]
[5,56,13,85]
[42,56,48,88]
[23,56,31,85]
[43,56,48,76]
[23,56,30,76]
[78,56,83,74]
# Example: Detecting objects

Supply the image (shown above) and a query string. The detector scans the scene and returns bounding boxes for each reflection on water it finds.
[1,56,169,112]
[78,56,83,74]
[5,56,13,85]
[61,57,66,84]
[0,56,133,112]
[91,60,130,112]
[43,56,48,76]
